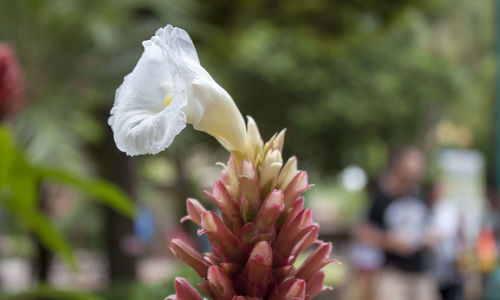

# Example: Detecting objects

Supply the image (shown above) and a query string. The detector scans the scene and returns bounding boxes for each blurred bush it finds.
[0,125,134,268]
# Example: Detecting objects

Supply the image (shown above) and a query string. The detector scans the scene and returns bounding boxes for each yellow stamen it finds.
[164,93,173,107]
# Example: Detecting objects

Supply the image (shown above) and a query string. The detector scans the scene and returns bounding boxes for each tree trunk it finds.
[34,185,52,282]
[92,108,137,281]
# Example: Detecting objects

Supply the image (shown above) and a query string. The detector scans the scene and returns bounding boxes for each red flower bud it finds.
[169,239,211,279]
[238,160,261,212]
[200,211,249,264]
[294,242,337,282]
[283,171,313,209]
[165,277,203,300]
[269,278,306,300]
[181,198,207,227]
[206,181,242,231]
[235,241,275,297]
[207,266,236,300]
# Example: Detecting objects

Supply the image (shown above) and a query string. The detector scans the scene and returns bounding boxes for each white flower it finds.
[109,25,247,156]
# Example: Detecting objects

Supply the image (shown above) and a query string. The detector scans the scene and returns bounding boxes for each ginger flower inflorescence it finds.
[108,25,337,300]
[167,117,337,300]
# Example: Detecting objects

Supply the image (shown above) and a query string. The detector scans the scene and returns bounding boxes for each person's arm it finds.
[354,222,385,247]
[354,193,387,249]
[354,222,415,255]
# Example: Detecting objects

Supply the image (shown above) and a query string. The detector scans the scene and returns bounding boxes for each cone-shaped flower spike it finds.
[167,118,337,299]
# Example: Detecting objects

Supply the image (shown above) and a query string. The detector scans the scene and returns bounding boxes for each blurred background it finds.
[0,0,499,299]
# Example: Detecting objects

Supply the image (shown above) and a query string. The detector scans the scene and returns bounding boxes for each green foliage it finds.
[0,266,196,300]
[97,265,200,300]
[1,285,103,300]
[39,169,135,217]
[2,0,492,175]
[0,126,135,268]
[203,0,494,173]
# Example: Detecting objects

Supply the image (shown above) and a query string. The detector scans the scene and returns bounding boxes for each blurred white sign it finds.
[438,149,485,247]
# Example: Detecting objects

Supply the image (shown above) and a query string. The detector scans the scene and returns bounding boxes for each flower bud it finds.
[200,211,249,264]
[246,116,263,161]
[274,224,319,267]
[235,241,275,297]
[238,160,261,211]
[206,181,242,231]
[180,198,207,227]
[269,278,306,300]
[283,171,313,209]
[289,225,319,265]
[165,277,203,300]
[275,156,298,190]
[207,266,236,300]
[274,209,317,266]
[241,191,284,245]
[278,196,304,229]
[260,149,283,193]
[220,154,240,201]
[294,242,336,281]
[254,190,284,233]
[272,129,286,153]
[305,271,332,300]
[169,239,211,279]
[262,129,286,156]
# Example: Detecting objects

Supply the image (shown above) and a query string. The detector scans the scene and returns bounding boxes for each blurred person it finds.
[427,183,465,300]
[346,240,385,300]
[355,146,439,300]
[481,188,500,299]
[346,180,385,300]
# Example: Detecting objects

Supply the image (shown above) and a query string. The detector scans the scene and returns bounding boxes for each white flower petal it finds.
[113,107,186,156]
[109,38,188,156]
[187,77,247,153]
[154,25,200,66]
[151,27,247,154]
[109,24,248,156]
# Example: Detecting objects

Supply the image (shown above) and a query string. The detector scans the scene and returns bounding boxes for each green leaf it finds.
[0,125,134,271]
[3,285,103,300]
[0,126,76,268]
[0,126,15,190]
[29,212,76,269]
[7,207,76,269]
[37,169,135,218]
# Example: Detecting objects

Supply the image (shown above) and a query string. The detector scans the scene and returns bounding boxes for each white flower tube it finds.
[109,25,247,156]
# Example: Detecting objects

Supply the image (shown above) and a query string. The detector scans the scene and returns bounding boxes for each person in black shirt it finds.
[355,147,439,300]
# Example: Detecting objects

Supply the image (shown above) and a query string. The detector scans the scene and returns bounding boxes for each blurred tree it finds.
[189,0,494,176]
[0,0,208,283]
[0,0,145,282]
[0,126,134,278]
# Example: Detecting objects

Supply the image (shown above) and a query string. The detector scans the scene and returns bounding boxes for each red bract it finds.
[168,119,336,299]
[0,43,23,117]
